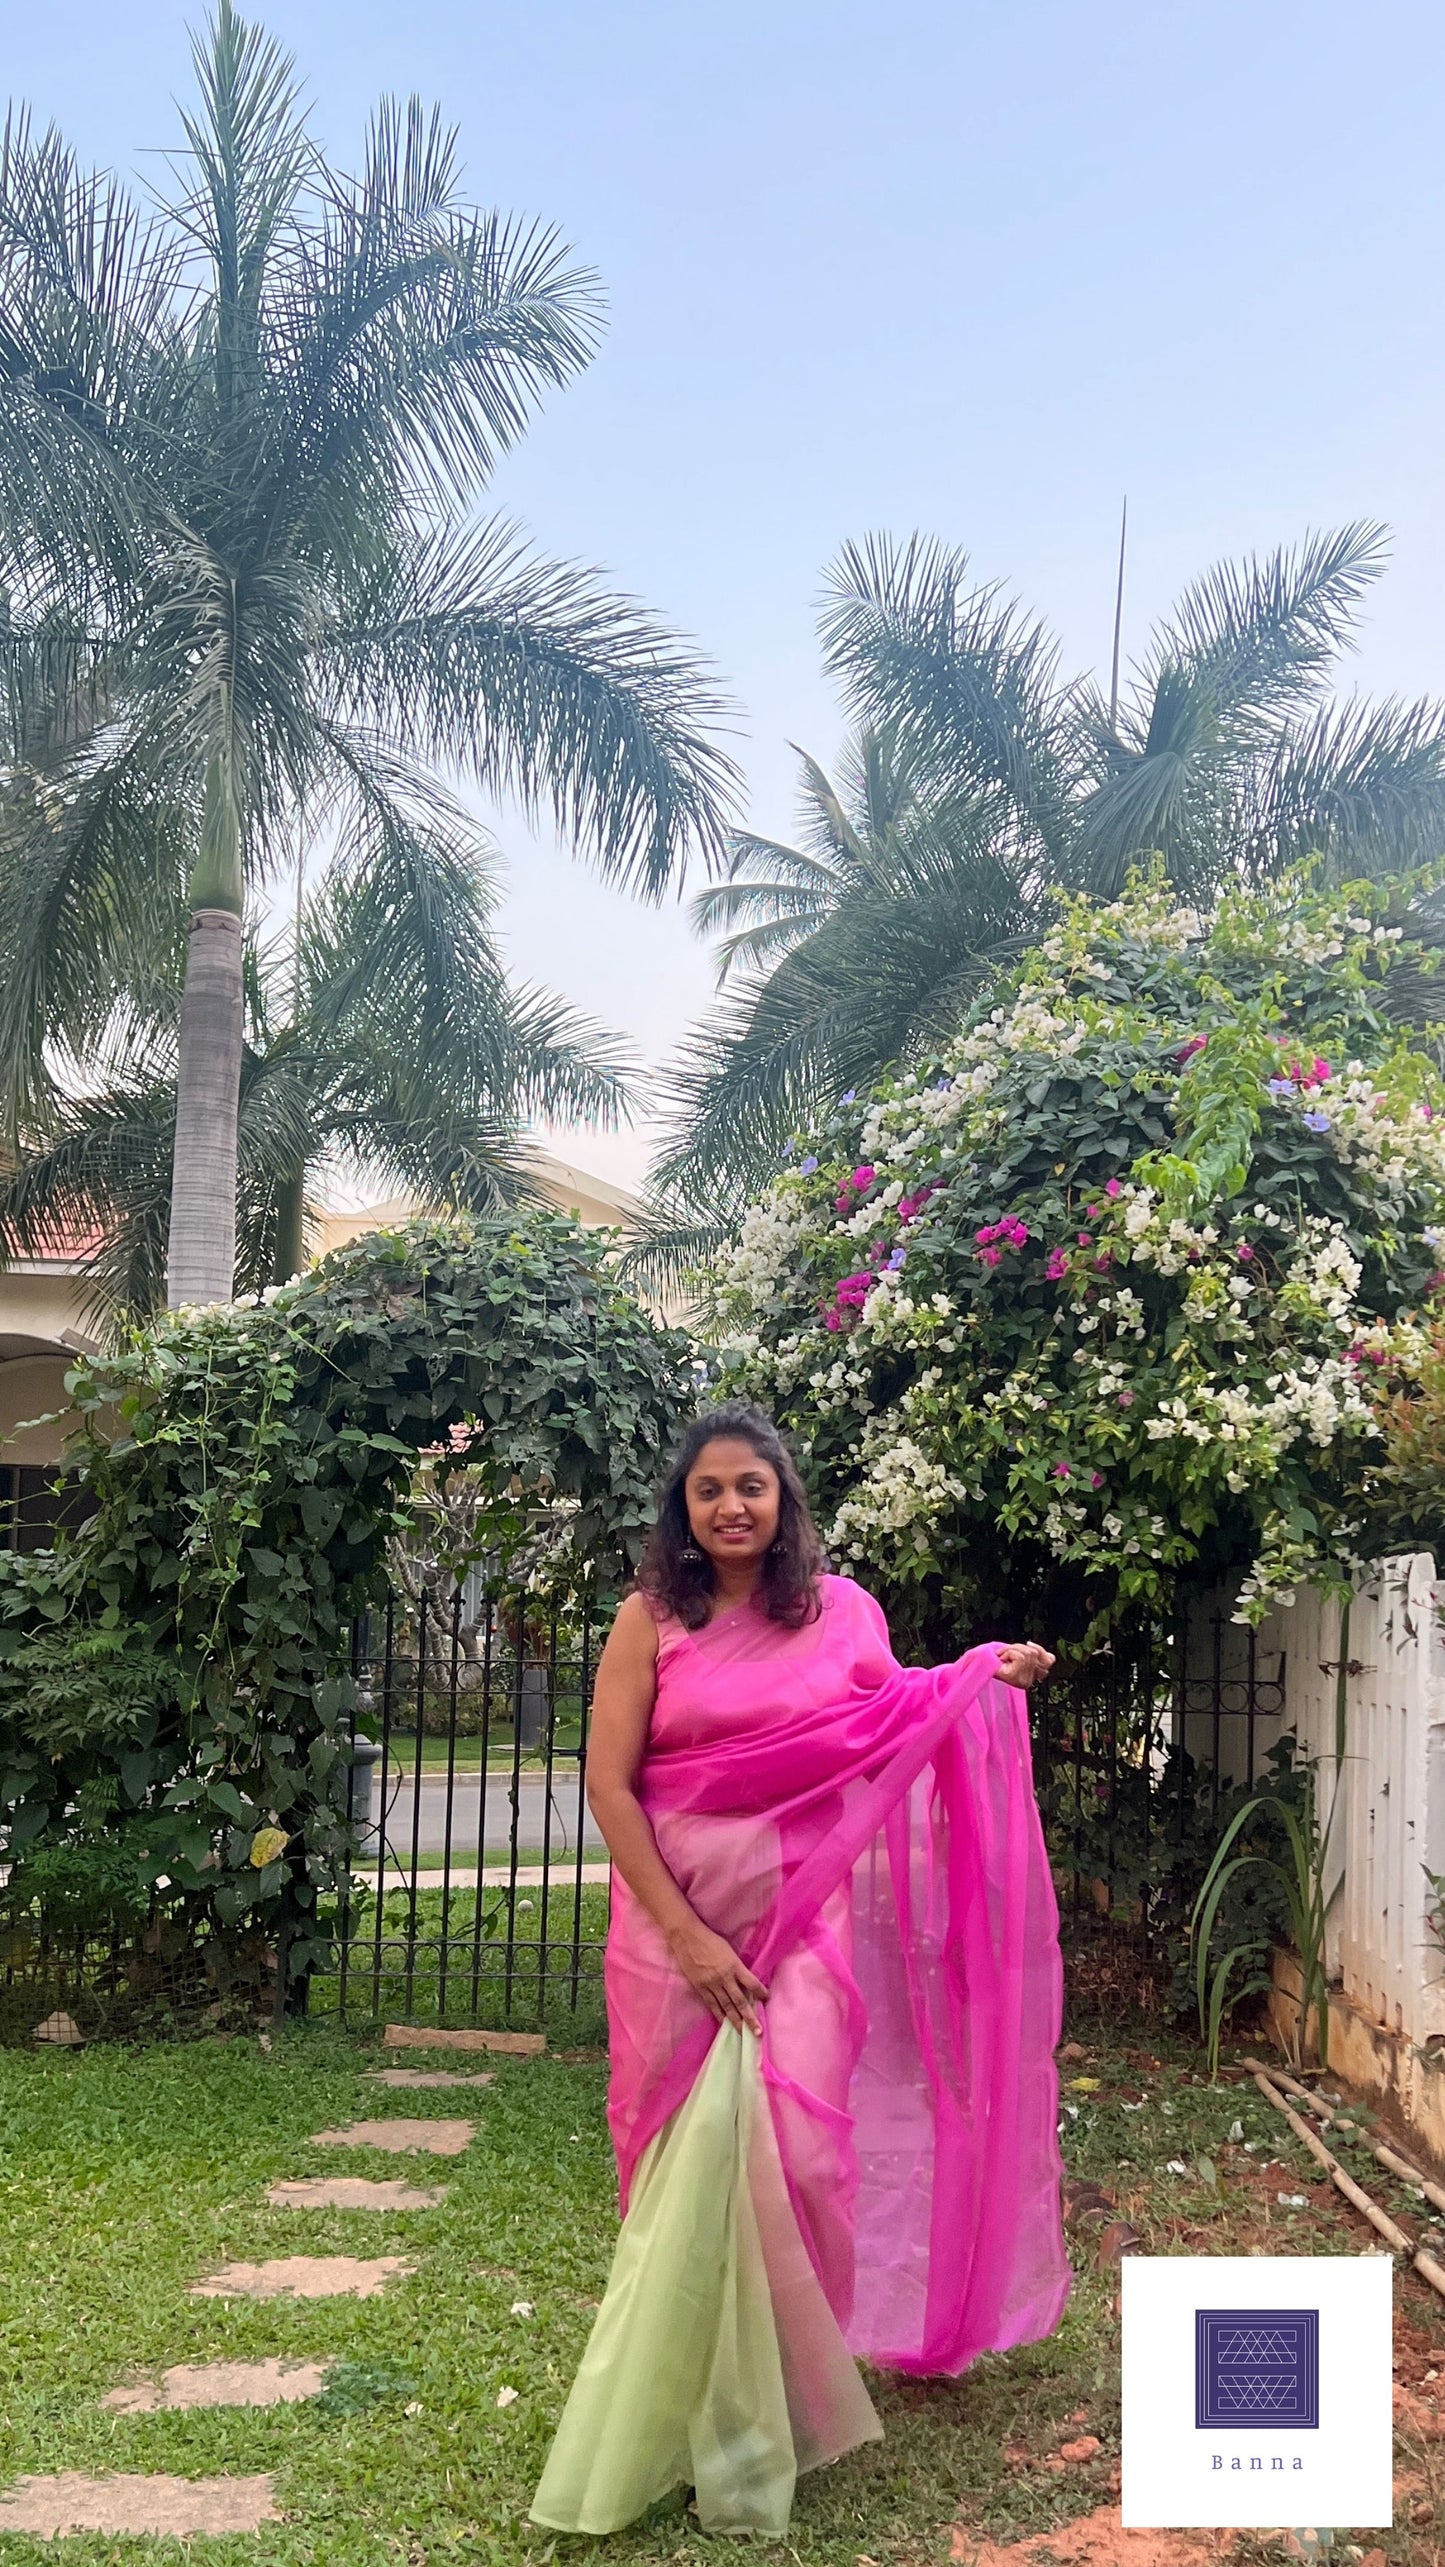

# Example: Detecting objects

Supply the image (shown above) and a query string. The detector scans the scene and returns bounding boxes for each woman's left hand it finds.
[996,1642,1055,1689]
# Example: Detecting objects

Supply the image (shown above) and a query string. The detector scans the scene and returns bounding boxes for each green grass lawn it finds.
[0,2017,1440,2564]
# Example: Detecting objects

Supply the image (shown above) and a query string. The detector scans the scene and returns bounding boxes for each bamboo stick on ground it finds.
[1249,2066,1445,2302]
[1243,2055,1445,2220]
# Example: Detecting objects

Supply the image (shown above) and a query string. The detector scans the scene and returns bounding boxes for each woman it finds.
[531,1402,1068,2539]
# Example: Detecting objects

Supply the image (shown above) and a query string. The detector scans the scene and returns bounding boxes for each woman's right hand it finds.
[666,1916,768,2035]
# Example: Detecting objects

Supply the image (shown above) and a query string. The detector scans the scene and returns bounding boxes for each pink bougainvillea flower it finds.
[1307,1057,1332,1085]
[1118,1389,1134,1407]
[1105,1177,1123,1198]
[835,1271,873,1307]
[1176,1035,1208,1063]
[1091,1471,1104,1489]
[824,1311,842,1332]
[977,1244,1002,1268]
[1051,1462,1071,1479]
[897,1182,938,1225]
[852,1165,876,1190]
[1345,1344,1364,1365]
[1237,1241,1254,1261]
[1045,1248,1069,1282]
[1077,1231,1092,1247]
[1084,1203,1101,1221]
[1094,1253,1111,1271]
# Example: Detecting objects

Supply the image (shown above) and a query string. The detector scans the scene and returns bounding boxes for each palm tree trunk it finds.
[167,745,245,1309]
[272,1167,306,1285]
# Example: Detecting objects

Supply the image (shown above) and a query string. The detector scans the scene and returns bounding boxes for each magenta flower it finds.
[1118,1389,1134,1408]
[1105,1177,1122,1198]
[1177,1035,1207,1063]
[1046,1248,1069,1282]
[1051,1462,1071,1479]
[1237,1241,1254,1261]
[852,1164,876,1190]
[977,1244,1002,1268]
[1077,1231,1092,1247]
[1091,1471,1104,1489]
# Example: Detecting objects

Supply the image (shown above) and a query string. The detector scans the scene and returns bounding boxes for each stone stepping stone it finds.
[309,2118,474,2156]
[384,2022,544,2057]
[267,2176,446,2210]
[366,2068,494,2090]
[102,2360,326,2414]
[0,2474,279,2536]
[191,2255,411,2300]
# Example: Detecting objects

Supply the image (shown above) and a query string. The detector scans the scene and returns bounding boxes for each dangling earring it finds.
[680,1543,703,1564]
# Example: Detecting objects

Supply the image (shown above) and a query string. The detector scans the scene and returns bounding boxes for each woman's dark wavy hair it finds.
[638,1400,825,1632]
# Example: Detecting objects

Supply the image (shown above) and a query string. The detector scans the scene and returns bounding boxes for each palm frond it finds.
[617,1183,735,1307]
[1244,694,1445,881]
[0,724,194,1130]
[1141,522,1388,732]
[819,533,1070,850]
[328,518,739,893]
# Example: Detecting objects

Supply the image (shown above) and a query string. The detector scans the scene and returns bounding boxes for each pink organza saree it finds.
[531,1574,1069,2537]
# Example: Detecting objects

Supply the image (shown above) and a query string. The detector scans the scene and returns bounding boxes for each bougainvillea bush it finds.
[709,876,1445,1655]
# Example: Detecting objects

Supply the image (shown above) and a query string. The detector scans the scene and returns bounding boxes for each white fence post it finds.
[1263,1555,1445,2049]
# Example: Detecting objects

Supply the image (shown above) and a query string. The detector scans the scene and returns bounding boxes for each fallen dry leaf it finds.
[1058,2435,1101,2462]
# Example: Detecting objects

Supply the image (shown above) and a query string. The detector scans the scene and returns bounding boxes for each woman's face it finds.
[684,1437,781,1574]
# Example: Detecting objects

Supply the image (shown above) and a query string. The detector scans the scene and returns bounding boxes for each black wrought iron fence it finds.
[1,1575,1291,2042]
[314,1581,611,2036]
[312,1578,1290,2033]
[1033,1603,1287,1952]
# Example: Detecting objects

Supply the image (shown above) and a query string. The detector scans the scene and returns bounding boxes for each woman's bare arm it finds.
[585,1593,767,2034]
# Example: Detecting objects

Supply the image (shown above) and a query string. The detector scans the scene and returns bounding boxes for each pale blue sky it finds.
[11,1,1445,1188]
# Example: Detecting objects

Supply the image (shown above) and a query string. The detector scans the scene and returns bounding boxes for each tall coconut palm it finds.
[0,4,734,1308]
[0,813,630,1324]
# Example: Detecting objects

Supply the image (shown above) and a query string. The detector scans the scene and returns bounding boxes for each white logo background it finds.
[1121,2256,1392,2528]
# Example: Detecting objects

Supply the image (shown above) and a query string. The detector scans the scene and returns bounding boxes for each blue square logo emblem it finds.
[1195,2308,1319,2429]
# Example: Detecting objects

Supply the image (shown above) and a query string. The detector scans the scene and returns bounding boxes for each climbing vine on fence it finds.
[0,1213,693,1979]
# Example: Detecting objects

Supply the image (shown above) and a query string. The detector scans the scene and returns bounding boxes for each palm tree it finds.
[655,521,1445,1212]
[651,725,1043,1216]
[825,524,1445,900]
[0,824,629,1324]
[0,4,734,1308]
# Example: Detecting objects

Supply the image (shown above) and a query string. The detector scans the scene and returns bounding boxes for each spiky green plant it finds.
[1191,1760,1340,2078]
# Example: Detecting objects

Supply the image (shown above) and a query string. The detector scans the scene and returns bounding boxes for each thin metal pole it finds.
[403,1589,427,2018]
[536,1603,560,2025]
[1108,497,1128,734]
[571,1592,594,2009]
[369,1592,395,2016]
[437,1589,462,2020]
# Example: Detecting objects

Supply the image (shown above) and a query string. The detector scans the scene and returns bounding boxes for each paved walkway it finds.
[2,2042,537,2535]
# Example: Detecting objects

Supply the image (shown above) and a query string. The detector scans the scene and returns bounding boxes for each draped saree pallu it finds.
[530,1575,1070,2539]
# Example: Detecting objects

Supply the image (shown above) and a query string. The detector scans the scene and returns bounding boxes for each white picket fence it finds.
[1231,1555,1445,2051]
